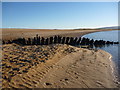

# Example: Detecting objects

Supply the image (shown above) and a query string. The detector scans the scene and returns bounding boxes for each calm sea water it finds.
[82,30,120,80]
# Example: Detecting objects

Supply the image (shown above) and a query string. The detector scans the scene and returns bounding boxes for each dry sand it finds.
[2,44,117,88]
[1,28,118,88]
[2,28,113,41]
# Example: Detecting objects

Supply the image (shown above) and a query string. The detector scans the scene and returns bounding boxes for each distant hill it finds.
[98,26,120,29]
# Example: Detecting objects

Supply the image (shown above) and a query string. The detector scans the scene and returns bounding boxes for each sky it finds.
[2,2,118,29]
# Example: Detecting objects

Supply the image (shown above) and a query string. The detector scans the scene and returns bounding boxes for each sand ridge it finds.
[2,44,117,88]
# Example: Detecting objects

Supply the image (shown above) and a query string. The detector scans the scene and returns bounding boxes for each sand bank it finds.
[2,28,114,41]
[2,44,117,88]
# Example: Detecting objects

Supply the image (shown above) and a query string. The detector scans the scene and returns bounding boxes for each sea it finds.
[82,30,120,81]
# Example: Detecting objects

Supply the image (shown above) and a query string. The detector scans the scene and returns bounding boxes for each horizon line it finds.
[1,25,120,29]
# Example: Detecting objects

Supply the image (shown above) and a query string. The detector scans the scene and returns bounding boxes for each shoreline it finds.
[81,30,119,87]
[108,53,120,87]
[106,51,119,87]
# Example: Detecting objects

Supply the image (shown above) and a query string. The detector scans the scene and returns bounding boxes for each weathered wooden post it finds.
[69,37,74,45]
[28,38,31,45]
[2,40,5,44]
[36,34,40,45]
[114,42,119,44]
[49,37,53,44]
[106,41,110,44]
[7,40,11,44]
[76,37,81,45]
[85,38,90,45]
[61,37,66,44]
[45,38,49,45]
[80,37,86,45]
[65,37,70,44]
[89,39,94,45]
[41,37,45,45]
[54,35,58,44]
[73,37,78,45]
[38,36,40,45]
[32,37,36,45]
[58,36,62,44]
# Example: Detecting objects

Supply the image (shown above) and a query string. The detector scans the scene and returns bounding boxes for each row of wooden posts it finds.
[2,34,119,46]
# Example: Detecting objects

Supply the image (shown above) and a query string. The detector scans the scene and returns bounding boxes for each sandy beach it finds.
[2,43,117,88]
[2,28,114,41]
[1,29,118,88]
[2,1,119,88]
